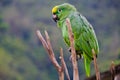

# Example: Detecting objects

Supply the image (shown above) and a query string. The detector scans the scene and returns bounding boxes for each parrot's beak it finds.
[52,14,59,22]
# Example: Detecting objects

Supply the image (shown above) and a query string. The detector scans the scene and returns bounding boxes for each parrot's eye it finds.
[58,9,62,13]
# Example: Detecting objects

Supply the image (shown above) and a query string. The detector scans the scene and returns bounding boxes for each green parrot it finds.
[52,3,99,77]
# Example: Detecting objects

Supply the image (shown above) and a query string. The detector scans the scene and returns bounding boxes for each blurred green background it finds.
[0,0,120,80]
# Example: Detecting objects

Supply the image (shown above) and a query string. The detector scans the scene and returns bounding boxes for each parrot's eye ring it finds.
[58,9,62,13]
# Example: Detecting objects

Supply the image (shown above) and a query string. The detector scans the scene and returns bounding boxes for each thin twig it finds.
[92,49,101,80]
[36,30,48,49]
[44,30,61,70]
[66,18,80,80]
[60,48,70,80]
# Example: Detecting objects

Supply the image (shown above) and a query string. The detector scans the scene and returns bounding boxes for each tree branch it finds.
[92,49,101,80]
[36,30,63,80]
[66,18,80,80]
[60,48,70,80]
[36,30,70,80]
[44,30,61,70]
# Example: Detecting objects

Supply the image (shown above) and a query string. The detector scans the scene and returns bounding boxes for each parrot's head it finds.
[52,3,76,22]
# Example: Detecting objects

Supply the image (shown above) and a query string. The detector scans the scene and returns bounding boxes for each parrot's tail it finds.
[83,53,91,77]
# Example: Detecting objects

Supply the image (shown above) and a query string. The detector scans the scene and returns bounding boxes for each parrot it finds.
[52,3,99,77]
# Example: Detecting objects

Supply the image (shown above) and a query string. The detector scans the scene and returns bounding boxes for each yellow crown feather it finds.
[52,6,58,13]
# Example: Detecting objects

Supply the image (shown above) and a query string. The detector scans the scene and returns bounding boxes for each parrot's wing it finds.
[69,12,99,59]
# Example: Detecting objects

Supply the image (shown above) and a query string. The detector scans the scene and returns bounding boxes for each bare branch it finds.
[36,30,48,49]
[92,49,100,80]
[60,48,70,80]
[36,30,64,80]
[92,49,101,80]
[44,30,61,70]
[66,18,80,80]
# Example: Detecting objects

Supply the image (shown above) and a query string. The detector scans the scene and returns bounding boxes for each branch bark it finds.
[92,49,101,80]
[36,30,70,80]
[60,48,70,80]
[66,18,80,80]
[36,30,63,80]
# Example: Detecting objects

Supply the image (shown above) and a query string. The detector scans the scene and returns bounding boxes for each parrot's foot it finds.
[69,55,81,61]
[68,47,82,61]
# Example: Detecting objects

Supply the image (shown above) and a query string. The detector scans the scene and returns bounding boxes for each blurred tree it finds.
[0,15,9,33]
